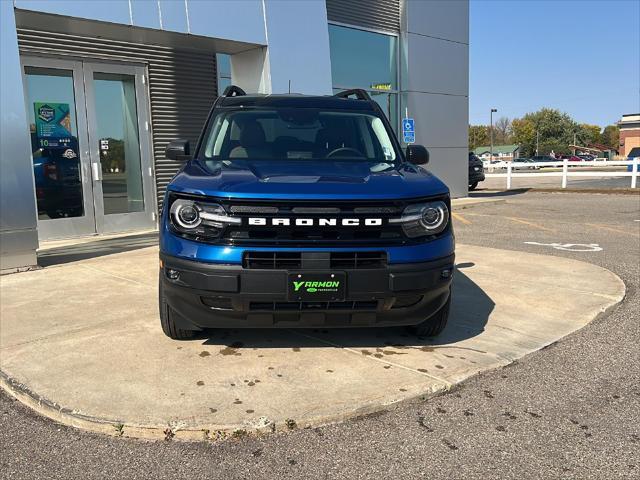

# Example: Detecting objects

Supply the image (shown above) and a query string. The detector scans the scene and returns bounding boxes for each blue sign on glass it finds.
[402,118,415,144]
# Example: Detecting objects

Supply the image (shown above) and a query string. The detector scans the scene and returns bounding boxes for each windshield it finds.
[201,108,398,162]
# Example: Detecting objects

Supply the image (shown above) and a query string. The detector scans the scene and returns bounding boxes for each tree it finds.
[468,125,489,150]
[601,125,620,151]
[577,123,602,146]
[511,108,578,157]
[493,117,512,145]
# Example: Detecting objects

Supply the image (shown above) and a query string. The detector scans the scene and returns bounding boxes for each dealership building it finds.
[0,0,469,271]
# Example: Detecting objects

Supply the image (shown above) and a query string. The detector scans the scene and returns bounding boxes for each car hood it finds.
[168,159,449,200]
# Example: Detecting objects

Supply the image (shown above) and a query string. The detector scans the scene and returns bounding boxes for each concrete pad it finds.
[0,244,624,440]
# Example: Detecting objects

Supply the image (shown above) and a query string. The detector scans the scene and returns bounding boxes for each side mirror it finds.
[406,144,429,165]
[166,139,191,161]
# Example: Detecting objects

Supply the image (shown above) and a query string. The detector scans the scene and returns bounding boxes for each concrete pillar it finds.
[400,0,469,198]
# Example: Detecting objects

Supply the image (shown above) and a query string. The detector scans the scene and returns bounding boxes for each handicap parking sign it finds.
[402,118,415,144]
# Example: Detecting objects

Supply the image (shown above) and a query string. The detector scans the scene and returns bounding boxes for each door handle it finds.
[91,162,102,181]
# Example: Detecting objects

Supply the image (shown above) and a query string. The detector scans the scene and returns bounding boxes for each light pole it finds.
[490,108,497,162]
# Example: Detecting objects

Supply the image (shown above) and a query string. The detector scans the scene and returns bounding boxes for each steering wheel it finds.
[326,147,364,158]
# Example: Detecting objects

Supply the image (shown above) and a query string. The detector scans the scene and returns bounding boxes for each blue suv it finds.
[159,86,455,339]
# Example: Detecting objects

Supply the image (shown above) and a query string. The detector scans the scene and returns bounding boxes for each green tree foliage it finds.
[601,125,620,151]
[577,124,602,146]
[512,108,580,157]
[468,125,489,150]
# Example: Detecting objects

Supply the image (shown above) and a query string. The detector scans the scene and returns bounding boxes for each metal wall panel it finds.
[326,0,399,33]
[17,28,217,212]
[1,2,39,270]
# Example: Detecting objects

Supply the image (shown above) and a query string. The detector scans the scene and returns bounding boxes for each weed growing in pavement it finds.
[285,418,297,430]
[163,427,175,441]
[232,429,247,439]
[113,423,124,437]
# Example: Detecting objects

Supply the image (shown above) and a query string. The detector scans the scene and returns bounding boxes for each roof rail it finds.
[334,89,372,101]
[222,85,247,97]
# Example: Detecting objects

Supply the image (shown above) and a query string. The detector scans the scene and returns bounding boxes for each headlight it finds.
[168,196,240,239]
[389,200,449,238]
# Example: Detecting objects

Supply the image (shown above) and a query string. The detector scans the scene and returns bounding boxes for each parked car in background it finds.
[468,152,485,190]
[577,154,596,161]
[559,155,583,162]
[511,157,539,170]
[626,147,640,172]
[530,155,560,167]
[487,159,508,170]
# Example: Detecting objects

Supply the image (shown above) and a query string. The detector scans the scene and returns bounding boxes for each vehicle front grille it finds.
[249,301,378,311]
[222,199,407,246]
[243,251,388,269]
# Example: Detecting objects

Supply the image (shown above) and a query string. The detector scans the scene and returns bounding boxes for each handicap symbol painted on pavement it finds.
[524,242,603,252]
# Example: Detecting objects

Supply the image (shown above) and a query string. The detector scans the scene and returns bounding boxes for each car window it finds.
[201,108,397,162]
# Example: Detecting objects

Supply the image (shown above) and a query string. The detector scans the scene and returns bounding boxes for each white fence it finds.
[485,159,639,189]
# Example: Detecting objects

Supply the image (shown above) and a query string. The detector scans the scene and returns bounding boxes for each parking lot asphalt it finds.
[1,190,639,480]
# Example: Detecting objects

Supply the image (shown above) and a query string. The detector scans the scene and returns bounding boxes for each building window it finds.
[216,53,232,94]
[328,24,399,132]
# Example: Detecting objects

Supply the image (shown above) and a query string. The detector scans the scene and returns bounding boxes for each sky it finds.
[469,0,640,127]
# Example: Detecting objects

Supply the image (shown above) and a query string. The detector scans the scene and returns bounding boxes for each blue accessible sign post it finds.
[402,118,415,144]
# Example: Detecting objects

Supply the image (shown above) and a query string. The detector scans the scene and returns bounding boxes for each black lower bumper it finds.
[469,170,485,183]
[160,253,454,329]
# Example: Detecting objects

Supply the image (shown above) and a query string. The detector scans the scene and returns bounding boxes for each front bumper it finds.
[469,169,485,183]
[160,253,454,329]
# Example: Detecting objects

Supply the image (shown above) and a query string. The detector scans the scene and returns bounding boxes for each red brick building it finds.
[618,114,640,157]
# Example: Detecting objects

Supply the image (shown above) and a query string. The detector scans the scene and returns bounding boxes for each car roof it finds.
[219,94,377,111]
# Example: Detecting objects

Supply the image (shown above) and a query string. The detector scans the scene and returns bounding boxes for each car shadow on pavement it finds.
[200,269,494,351]
[469,188,530,198]
[38,232,158,267]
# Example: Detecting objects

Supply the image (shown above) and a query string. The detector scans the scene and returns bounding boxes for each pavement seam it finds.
[289,330,453,387]
[78,263,156,288]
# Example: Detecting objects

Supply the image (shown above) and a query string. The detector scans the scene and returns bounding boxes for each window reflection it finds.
[93,72,144,214]
[24,67,84,220]
[328,24,397,90]
[328,25,399,133]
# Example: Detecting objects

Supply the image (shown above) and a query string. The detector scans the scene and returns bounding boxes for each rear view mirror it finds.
[166,139,191,161]
[406,144,429,165]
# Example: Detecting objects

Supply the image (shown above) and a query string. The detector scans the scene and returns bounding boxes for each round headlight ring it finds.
[171,200,202,229]
[420,204,446,230]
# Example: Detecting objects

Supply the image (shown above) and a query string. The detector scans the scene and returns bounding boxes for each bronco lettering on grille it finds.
[248,218,383,227]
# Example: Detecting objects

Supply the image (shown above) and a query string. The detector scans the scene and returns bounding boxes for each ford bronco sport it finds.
[159,86,454,339]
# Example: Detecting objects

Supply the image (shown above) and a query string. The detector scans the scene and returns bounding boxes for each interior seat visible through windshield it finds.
[202,108,397,163]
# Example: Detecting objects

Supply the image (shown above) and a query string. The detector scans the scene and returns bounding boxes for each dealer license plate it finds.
[288,272,346,301]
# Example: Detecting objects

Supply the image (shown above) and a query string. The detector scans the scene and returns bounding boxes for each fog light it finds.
[166,268,180,280]
[440,268,452,279]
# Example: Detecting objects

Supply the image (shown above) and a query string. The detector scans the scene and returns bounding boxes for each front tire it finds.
[159,277,197,340]
[409,292,451,337]
[469,181,479,191]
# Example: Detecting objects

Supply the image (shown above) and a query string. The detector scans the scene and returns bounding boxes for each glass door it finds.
[21,57,156,240]
[83,62,156,234]
[21,57,96,239]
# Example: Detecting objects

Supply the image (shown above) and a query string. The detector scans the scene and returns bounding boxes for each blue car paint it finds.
[167,159,449,200]
[161,158,454,265]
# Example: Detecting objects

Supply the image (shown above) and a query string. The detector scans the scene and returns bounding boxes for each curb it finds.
[0,368,448,441]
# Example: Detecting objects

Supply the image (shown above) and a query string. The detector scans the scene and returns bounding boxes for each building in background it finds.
[618,113,640,157]
[1,0,469,271]
[473,144,520,161]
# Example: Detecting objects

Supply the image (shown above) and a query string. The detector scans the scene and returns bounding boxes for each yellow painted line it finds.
[585,223,639,237]
[505,216,556,232]
[452,212,472,225]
